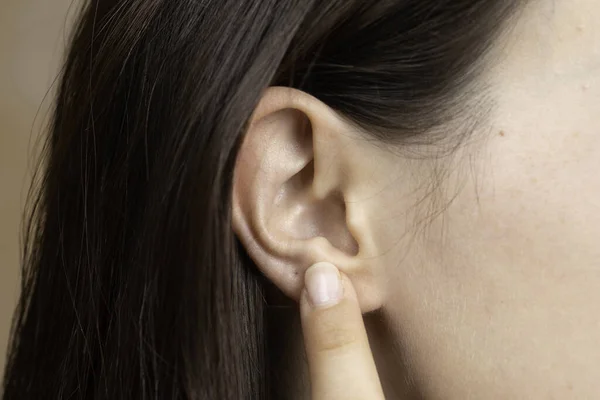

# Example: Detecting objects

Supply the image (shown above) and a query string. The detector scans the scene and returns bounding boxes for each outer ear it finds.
[232,86,384,312]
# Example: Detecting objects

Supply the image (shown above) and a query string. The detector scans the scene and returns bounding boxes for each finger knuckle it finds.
[315,324,362,353]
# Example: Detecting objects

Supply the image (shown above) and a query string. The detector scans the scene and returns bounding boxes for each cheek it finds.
[377,123,600,398]
[469,136,600,279]
[379,2,600,395]
[479,77,600,277]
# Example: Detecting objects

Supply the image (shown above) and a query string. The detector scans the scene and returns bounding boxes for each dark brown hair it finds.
[3,1,522,398]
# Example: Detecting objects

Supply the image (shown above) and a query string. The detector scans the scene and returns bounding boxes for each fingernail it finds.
[304,262,342,308]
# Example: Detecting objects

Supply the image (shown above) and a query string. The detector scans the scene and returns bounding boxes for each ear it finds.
[232,87,385,312]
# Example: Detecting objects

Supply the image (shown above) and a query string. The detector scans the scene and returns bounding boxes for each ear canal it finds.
[310,190,359,256]
[273,159,359,258]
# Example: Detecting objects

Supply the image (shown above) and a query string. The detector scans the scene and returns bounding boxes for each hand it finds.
[300,262,385,400]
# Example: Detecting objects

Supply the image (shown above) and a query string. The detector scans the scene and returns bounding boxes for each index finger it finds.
[300,262,385,400]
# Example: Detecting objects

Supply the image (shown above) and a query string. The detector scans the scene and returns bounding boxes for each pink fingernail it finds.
[304,262,342,308]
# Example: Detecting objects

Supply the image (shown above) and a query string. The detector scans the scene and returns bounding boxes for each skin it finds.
[233,0,600,398]
[300,262,384,400]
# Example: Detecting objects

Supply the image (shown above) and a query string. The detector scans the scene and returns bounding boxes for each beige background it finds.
[0,0,75,379]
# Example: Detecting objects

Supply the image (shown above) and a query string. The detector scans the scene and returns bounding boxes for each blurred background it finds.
[0,0,76,378]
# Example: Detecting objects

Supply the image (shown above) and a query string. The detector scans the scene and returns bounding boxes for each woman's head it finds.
[4,0,599,399]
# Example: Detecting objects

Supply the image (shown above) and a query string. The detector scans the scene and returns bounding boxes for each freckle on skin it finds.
[499,130,505,137]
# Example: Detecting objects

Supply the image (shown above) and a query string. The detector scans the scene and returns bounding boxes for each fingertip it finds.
[303,262,343,309]
[299,262,385,399]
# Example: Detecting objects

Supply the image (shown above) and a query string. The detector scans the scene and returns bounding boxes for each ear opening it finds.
[272,162,359,258]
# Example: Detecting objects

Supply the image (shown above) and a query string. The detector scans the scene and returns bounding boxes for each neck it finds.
[266,305,423,400]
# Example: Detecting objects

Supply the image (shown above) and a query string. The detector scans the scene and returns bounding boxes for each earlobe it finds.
[232,87,384,312]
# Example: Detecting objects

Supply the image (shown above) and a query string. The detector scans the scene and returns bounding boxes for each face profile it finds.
[2,1,599,399]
